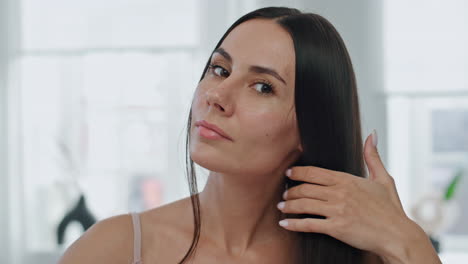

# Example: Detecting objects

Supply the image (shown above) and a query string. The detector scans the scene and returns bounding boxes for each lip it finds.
[194,120,233,141]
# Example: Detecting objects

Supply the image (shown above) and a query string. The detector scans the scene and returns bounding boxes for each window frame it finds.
[387,91,468,254]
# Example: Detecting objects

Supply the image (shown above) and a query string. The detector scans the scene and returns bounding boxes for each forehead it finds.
[216,19,295,84]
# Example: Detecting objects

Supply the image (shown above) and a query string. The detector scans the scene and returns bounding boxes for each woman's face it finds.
[190,18,302,177]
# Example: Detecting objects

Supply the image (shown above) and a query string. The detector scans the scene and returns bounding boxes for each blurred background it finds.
[0,0,467,263]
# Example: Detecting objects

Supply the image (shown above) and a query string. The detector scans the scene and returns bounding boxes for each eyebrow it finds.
[212,47,287,86]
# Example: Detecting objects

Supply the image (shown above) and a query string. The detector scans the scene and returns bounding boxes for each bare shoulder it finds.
[57,213,134,264]
[140,196,193,228]
[138,197,195,262]
[58,196,194,264]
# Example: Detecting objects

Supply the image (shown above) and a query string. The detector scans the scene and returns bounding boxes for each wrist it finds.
[379,217,441,264]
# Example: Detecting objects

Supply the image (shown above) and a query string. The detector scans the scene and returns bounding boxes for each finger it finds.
[364,130,405,211]
[363,130,390,183]
[288,166,342,186]
[279,217,331,234]
[278,198,332,217]
[284,183,331,201]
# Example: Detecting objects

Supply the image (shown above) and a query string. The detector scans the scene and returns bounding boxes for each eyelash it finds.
[207,63,276,96]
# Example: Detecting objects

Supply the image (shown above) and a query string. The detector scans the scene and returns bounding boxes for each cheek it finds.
[192,84,203,105]
[191,77,216,108]
[240,110,296,145]
[233,112,299,173]
[190,85,206,118]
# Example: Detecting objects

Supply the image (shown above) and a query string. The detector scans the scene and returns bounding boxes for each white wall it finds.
[384,0,468,94]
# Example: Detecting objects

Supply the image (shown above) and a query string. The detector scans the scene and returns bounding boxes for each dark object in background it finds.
[56,194,96,245]
[430,236,440,253]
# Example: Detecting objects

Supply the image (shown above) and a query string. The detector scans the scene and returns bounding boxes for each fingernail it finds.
[277,201,285,209]
[371,129,378,147]
[282,190,288,199]
[285,168,291,177]
[279,220,288,227]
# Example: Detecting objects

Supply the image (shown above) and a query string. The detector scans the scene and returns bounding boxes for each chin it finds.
[189,143,230,173]
[189,147,268,179]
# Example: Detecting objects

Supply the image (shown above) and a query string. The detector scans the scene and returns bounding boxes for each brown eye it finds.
[253,82,275,96]
[209,64,229,77]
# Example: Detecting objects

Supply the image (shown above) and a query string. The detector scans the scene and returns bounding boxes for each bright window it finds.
[384,0,468,256]
[16,0,202,259]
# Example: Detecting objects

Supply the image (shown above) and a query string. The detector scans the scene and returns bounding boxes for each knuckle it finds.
[298,199,308,212]
[336,202,349,217]
[305,167,317,178]
[304,219,316,232]
[334,186,349,200]
[383,174,396,186]
[337,204,346,216]
[371,151,380,160]
[301,220,311,232]
[336,217,351,231]
[297,185,306,197]
[287,200,298,212]
[329,220,344,237]
[285,187,294,199]
[299,184,311,197]
[336,189,347,200]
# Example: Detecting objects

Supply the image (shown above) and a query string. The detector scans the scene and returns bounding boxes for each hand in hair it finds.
[277,130,441,264]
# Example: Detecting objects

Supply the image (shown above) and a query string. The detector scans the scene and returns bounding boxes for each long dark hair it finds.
[180,6,366,264]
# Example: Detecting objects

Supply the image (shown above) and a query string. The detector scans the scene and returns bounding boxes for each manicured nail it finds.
[282,190,288,199]
[279,220,288,227]
[277,201,285,209]
[371,129,378,147]
[285,168,291,177]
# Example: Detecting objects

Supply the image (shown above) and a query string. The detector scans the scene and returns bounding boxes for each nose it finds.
[205,82,234,116]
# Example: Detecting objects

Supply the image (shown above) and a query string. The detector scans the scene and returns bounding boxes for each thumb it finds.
[364,130,405,212]
[364,129,389,182]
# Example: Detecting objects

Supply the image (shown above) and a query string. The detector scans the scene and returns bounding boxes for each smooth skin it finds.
[58,18,440,263]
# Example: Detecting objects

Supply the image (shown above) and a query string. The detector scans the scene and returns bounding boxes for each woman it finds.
[58,7,441,264]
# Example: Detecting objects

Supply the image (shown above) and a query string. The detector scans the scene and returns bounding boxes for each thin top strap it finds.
[130,212,142,264]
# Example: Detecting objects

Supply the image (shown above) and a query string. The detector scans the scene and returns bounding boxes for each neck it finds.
[198,169,298,256]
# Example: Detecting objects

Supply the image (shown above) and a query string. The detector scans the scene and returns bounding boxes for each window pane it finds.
[430,109,468,236]
[19,51,196,252]
[388,96,468,252]
[432,110,468,152]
